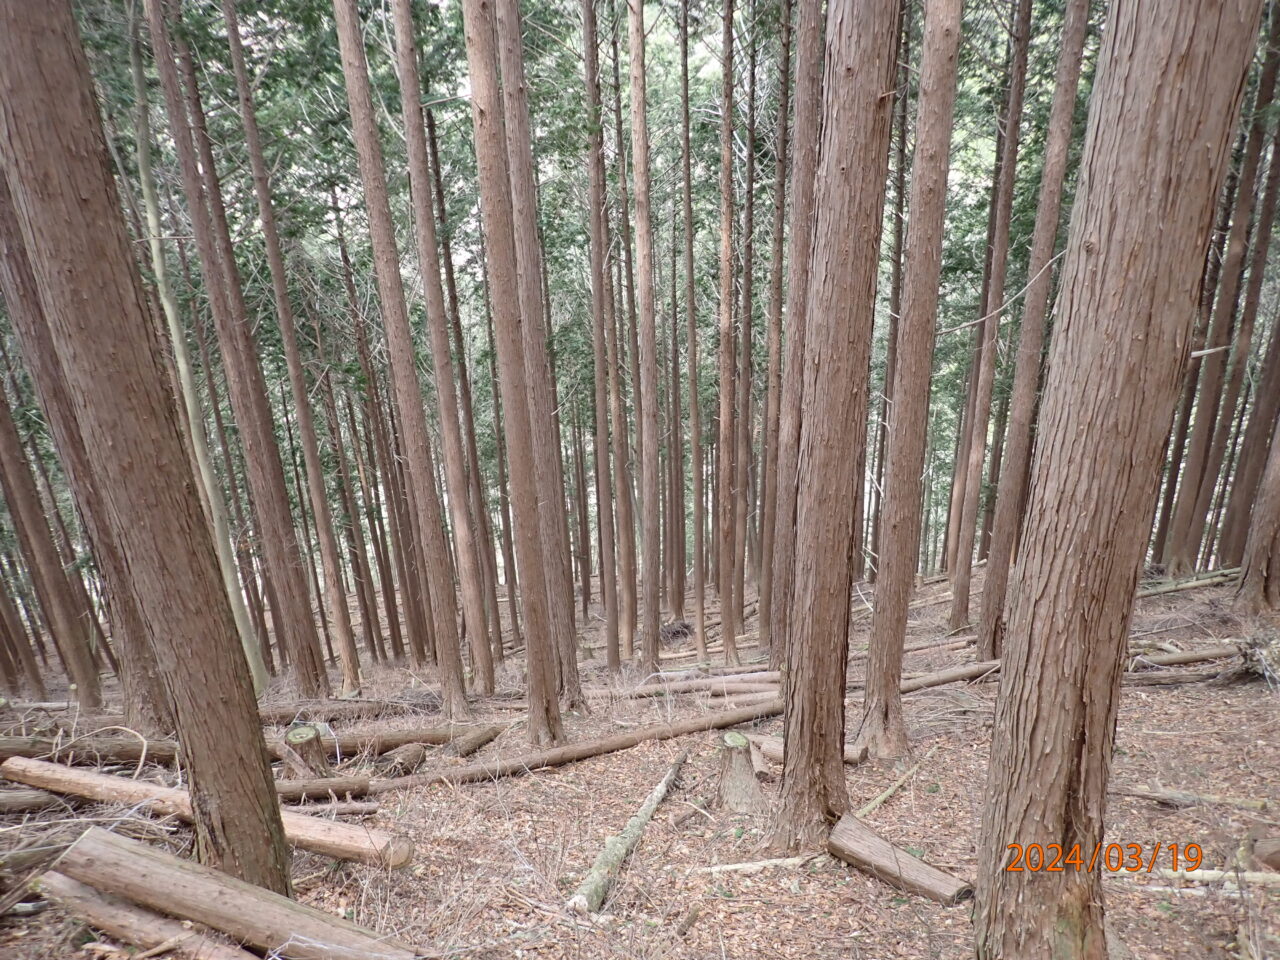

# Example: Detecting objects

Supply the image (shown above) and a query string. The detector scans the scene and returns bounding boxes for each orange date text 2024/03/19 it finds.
[1004,842,1203,873]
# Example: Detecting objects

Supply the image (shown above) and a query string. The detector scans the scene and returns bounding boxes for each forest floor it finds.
[2,572,1278,959]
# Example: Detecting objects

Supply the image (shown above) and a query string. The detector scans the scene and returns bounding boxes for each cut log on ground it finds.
[828,813,972,905]
[443,724,506,758]
[1,758,410,868]
[1126,643,1244,669]
[281,726,470,759]
[585,677,778,700]
[691,854,821,875]
[566,748,689,914]
[744,735,868,768]
[0,734,179,765]
[273,776,369,802]
[371,699,783,793]
[1135,569,1239,599]
[0,787,65,813]
[282,801,380,817]
[1111,784,1268,812]
[899,661,1001,693]
[713,732,769,814]
[257,700,416,726]
[1252,837,1280,871]
[55,828,422,960]
[378,743,428,776]
[38,871,257,960]
[281,725,332,779]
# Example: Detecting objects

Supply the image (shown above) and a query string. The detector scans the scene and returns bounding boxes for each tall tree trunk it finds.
[974,1,1261,952]
[716,0,739,666]
[146,0,328,698]
[1164,8,1280,576]
[485,303,523,651]
[1221,308,1280,563]
[222,0,359,695]
[495,0,582,706]
[1237,411,1280,612]
[388,0,495,696]
[770,0,899,850]
[332,0,470,713]
[767,0,823,672]
[680,0,708,660]
[854,0,962,760]
[949,0,1032,632]
[976,0,1089,659]
[460,0,563,743]
[0,0,293,892]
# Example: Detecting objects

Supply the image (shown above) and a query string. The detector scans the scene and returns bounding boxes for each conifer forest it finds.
[2,0,1280,956]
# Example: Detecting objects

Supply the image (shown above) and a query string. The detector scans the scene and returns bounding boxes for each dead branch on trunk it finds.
[37,871,257,960]
[371,699,782,793]
[566,748,689,914]
[54,828,424,960]
[1,757,411,867]
[828,813,972,905]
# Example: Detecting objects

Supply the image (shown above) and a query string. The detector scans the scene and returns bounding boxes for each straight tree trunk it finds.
[485,306,524,649]
[733,27,758,630]
[222,0,359,695]
[1221,313,1280,562]
[332,0,470,713]
[1237,411,1280,612]
[854,0,963,760]
[680,0,708,660]
[949,0,1032,632]
[716,0,739,665]
[608,229,639,661]
[0,0,292,893]
[495,0,582,705]
[460,0,563,743]
[974,1,1261,953]
[628,0,662,678]
[147,0,328,698]
[388,0,495,695]
[1164,8,1280,576]
[767,0,823,672]
[770,0,899,850]
[976,0,1089,659]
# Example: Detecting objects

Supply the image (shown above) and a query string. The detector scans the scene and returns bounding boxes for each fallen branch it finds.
[1135,569,1238,599]
[371,699,782,793]
[282,801,380,817]
[55,828,422,960]
[1126,643,1244,670]
[1,757,410,868]
[38,872,257,960]
[828,814,972,905]
[691,854,820,875]
[567,748,690,913]
[1111,784,1268,812]
[856,745,940,818]
[1110,867,1280,888]
[0,787,65,813]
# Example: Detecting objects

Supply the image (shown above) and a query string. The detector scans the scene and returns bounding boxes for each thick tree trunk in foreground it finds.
[0,0,292,892]
[767,0,823,671]
[495,0,582,705]
[332,0,470,714]
[974,1,1261,954]
[222,0,359,695]
[771,0,899,850]
[856,0,963,760]
[461,0,563,743]
[977,0,1089,659]
[584,0,620,674]
[629,0,662,678]
[950,0,1032,632]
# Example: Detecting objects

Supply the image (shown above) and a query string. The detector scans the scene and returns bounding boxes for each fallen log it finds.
[378,743,428,776]
[282,801,380,817]
[371,699,783,793]
[273,776,369,802]
[566,748,689,913]
[828,813,972,905]
[56,828,422,960]
[281,725,332,779]
[0,734,178,766]
[0,787,65,813]
[1135,569,1239,599]
[1111,784,1268,812]
[585,677,778,700]
[1112,867,1280,888]
[899,661,1001,693]
[745,735,868,767]
[257,700,415,726]
[38,871,257,960]
[691,854,820,875]
[1121,668,1220,687]
[1127,643,1244,670]
[443,723,506,758]
[1,758,410,868]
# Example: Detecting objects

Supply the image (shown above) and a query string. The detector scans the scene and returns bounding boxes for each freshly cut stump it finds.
[281,724,332,779]
[714,732,769,814]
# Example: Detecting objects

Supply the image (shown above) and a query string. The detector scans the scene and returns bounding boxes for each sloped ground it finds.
[2,576,1277,959]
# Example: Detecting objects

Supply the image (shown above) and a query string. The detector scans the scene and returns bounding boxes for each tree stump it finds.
[378,743,428,776]
[714,731,769,814]
[280,725,331,779]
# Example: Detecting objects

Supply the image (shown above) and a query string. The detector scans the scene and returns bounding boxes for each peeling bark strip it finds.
[973,0,1264,955]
